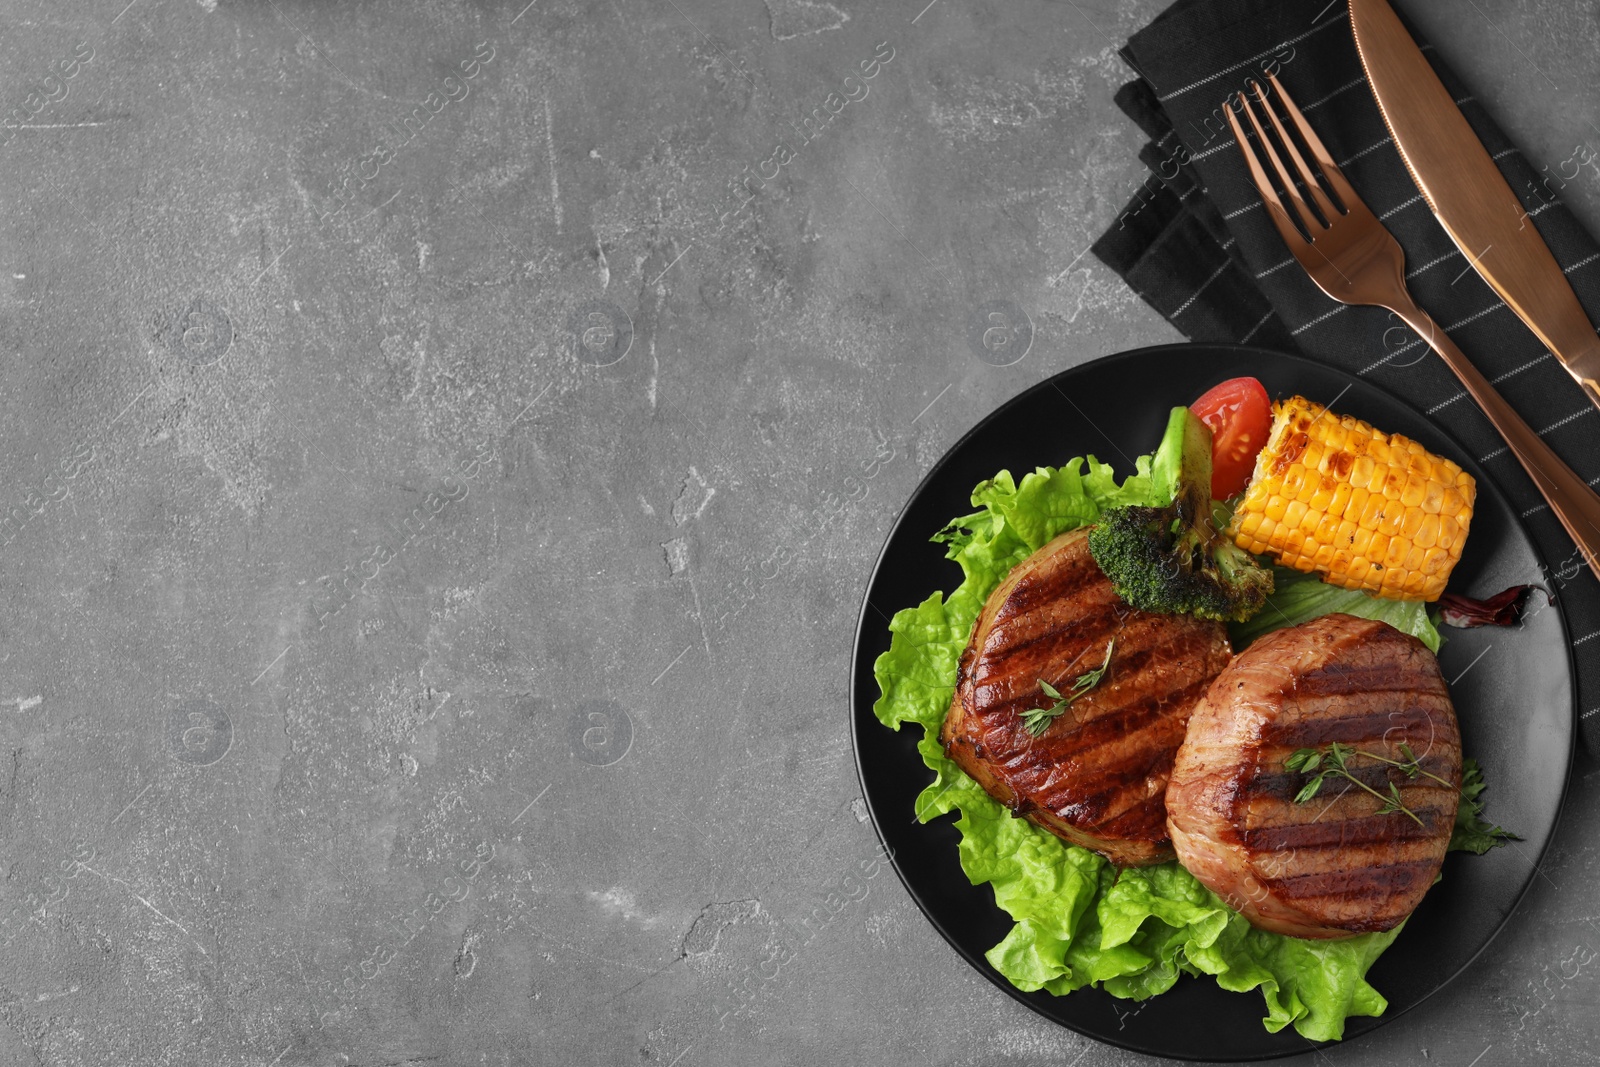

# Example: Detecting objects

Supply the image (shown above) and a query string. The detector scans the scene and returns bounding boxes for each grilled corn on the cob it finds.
[1228,396,1475,601]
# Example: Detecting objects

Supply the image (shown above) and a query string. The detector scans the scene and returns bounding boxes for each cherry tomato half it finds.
[1190,377,1272,500]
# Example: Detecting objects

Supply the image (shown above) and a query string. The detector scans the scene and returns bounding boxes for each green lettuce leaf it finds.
[872,454,1454,1042]
[1230,566,1442,653]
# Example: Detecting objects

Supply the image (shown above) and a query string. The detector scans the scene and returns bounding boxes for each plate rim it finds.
[848,341,1577,1062]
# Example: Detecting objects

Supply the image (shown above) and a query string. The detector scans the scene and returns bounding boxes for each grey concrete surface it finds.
[0,0,1596,1064]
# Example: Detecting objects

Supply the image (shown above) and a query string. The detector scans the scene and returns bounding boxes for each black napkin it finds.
[1093,0,1600,752]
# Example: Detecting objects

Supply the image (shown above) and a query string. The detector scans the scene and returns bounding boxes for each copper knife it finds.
[1349,0,1600,412]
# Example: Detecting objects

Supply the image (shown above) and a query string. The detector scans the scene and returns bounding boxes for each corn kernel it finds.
[1400,505,1425,541]
[1415,513,1440,550]
[1350,454,1376,490]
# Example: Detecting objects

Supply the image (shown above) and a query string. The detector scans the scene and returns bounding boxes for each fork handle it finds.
[1390,299,1600,585]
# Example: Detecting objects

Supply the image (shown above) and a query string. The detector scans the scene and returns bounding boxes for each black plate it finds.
[850,344,1575,1061]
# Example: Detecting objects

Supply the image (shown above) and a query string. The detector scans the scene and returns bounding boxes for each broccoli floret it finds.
[1086,408,1273,623]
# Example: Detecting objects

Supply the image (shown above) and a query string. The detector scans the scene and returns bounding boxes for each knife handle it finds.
[1568,338,1600,416]
[1390,299,1600,585]
[1492,276,1600,416]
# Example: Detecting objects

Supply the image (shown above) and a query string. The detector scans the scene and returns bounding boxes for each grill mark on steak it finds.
[1090,791,1171,841]
[942,527,1233,867]
[972,597,1124,683]
[1050,768,1176,830]
[1241,807,1454,851]
[1279,662,1434,697]
[1259,858,1438,903]
[1257,703,1448,748]
[992,559,1112,621]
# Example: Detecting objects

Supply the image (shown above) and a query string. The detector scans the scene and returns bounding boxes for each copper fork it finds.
[1227,73,1600,583]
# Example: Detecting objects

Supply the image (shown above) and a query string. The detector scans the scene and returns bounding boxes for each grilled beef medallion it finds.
[1166,613,1462,938]
[940,528,1233,867]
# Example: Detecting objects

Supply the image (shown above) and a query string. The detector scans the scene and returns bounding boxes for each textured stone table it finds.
[0,0,1596,1064]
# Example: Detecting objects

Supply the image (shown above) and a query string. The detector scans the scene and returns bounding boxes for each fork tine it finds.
[1250,78,1343,224]
[1236,85,1324,238]
[1225,94,1309,252]
[1266,71,1363,214]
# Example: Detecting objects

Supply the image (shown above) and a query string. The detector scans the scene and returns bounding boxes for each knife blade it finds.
[1349,0,1600,412]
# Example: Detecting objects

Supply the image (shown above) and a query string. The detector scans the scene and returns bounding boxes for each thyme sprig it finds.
[1283,742,1452,827]
[1022,639,1114,737]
